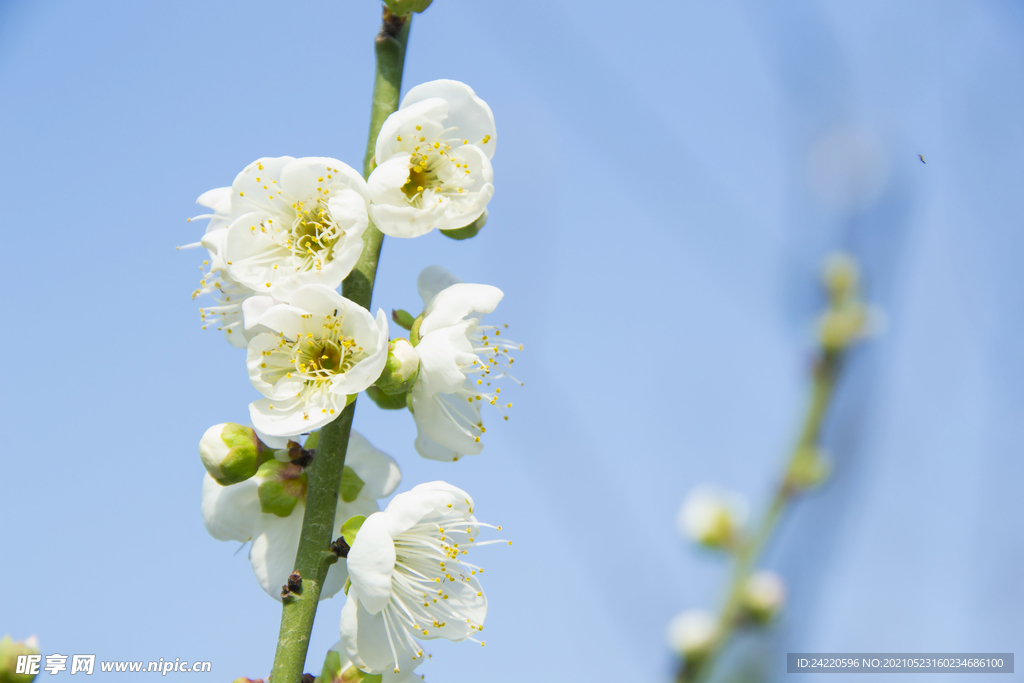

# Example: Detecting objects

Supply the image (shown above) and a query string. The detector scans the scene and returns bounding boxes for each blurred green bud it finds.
[817,301,869,350]
[199,423,271,486]
[0,635,39,683]
[440,210,486,241]
[678,486,747,550]
[256,460,307,517]
[339,466,365,503]
[666,610,718,659]
[384,0,432,16]
[364,385,408,410]
[742,570,786,624]
[375,339,419,395]
[339,664,382,683]
[391,309,416,331]
[822,252,860,302]
[786,446,831,491]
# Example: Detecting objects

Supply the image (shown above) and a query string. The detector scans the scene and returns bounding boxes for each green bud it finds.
[199,423,271,486]
[256,460,307,517]
[364,385,408,410]
[391,309,416,331]
[408,314,424,347]
[341,515,366,547]
[375,339,419,395]
[339,466,365,503]
[339,664,382,683]
[786,446,831,491]
[0,635,39,683]
[440,210,486,241]
[742,570,786,624]
[383,0,432,16]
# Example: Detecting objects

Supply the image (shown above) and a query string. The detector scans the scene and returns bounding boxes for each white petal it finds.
[413,425,459,462]
[241,295,278,330]
[201,474,260,542]
[418,571,487,642]
[413,323,477,396]
[346,512,397,614]
[250,395,340,438]
[369,197,448,239]
[197,186,232,213]
[341,597,405,674]
[231,156,294,214]
[411,389,483,457]
[417,265,462,308]
[401,80,497,159]
[279,156,366,200]
[347,431,402,499]
[420,283,503,337]
[375,99,449,164]
[381,482,471,538]
[367,154,413,207]
[249,504,305,601]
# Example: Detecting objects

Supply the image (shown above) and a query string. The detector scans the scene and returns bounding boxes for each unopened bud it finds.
[786,446,831,491]
[440,210,486,241]
[742,570,786,623]
[199,423,271,486]
[374,339,419,396]
[256,460,307,517]
[666,610,719,659]
[384,0,432,16]
[817,301,869,350]
[822,252,860,302]
[1,634,40,683]
[678,486,747,549]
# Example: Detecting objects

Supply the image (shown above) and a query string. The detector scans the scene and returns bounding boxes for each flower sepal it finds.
[439,210,486,241]
[199,423,272,486]
[256,460,308,517]
[364,386,409,411]
[374,339,419,395]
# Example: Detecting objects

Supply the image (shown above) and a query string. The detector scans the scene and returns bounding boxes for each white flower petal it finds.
[249,395,341,438]
[411,389,483,459]
[201,474,259,542]
[420,283,504,337]
[413,323,478,396]
[347,431,402,499]
[401,80,497,159]
[250,504,306,601]
[374,99,450,164]
[329,308,389,396]
[416,265,463,308]
[346,512,397,614]
[232,156,294,214]
[279,156,367,201]
[367,154,414,207]
[369,197,448,239]
[341,596,417,674]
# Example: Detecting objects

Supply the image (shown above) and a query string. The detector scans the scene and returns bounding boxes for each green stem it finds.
[268,10,411,683]
[678,350,843,683]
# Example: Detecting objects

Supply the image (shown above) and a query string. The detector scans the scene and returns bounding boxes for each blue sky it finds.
[2,1,1022,681]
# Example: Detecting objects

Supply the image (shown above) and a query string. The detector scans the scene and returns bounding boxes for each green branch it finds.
[678,350,844,683]
[268,10,411,683]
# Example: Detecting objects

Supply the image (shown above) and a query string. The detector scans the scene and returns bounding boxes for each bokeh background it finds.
[2,1,1022,681]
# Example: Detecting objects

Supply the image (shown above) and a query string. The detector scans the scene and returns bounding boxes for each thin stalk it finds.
[268,11,412,683]
[678,350,843,683]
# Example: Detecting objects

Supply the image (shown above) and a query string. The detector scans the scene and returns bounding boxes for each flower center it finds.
[401,154,440,200]
[259,313,364,388]
[289,201,339,272]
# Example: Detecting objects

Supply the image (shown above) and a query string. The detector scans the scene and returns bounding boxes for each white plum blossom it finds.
[341,482,504,675]
[408,266,521,461]
[201,431,400,602]
[245,285,389,437]
[677,486,748,548]
[184,156,370,345]
[667,610,719,658]
[368,80,495,238]
[743,570,786,621]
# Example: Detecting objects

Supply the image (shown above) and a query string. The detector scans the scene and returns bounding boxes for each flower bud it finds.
[255,460,307,517]
[786,446,831,491]
[374,339,419,396]
[817,301,869,350]
[742,570,786,623]
[822,252,860,302]
[0,634,40,683]
[678,486,747,549]
[666,610,718,659]
[384,0,432,16]
[199,423,271,486]
[440,210,486,241]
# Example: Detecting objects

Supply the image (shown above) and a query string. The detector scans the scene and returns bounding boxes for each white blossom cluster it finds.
[182,80,518,678]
